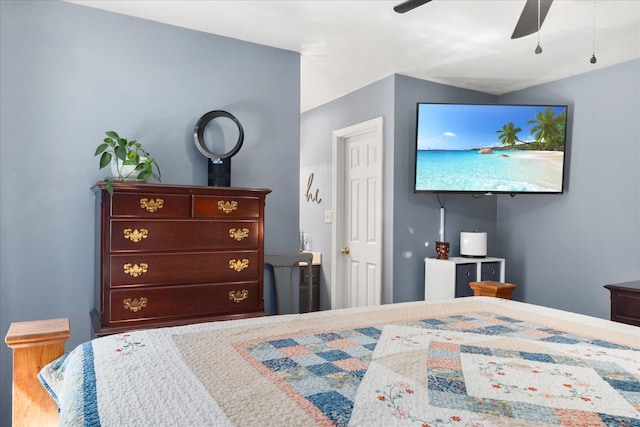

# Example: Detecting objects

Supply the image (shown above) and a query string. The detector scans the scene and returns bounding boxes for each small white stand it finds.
[424,256,506,301]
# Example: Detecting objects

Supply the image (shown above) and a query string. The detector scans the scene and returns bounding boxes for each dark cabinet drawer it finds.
[605,282,640,327]
[299,265,320,313]
[481,262,500,281]
[110,220,259,252]
[110,282,260,322]
[193,195,261,218]
[300,265,319,286]
[110,251,260,286]
[111,193,191,218]
[612,291,640,325]
[455,263,477,297]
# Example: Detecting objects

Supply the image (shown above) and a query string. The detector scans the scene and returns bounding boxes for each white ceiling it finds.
[68,0,640,112]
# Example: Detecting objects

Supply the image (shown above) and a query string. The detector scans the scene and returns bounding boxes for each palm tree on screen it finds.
[528,108,566,151]
[496,122,523,147]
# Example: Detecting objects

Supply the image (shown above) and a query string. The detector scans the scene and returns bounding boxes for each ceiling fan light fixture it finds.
[590,0,597,64]
[535,0,543,55]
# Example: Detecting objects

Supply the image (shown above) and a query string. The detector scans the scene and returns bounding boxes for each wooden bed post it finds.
[4,318,70,427]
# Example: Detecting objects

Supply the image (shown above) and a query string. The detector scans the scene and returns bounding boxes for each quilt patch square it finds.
[318,349,352,362]
[264,356,299,372]
[472,324,518,335]
[307,362,342,376]
[307,391,352,425]
[270,338,299,348]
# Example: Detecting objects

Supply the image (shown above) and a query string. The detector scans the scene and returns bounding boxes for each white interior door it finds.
[331,117,383,309]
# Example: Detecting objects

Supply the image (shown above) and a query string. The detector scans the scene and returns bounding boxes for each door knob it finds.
[341,247,350,254]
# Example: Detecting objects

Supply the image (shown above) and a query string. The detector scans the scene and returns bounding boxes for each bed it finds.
[6,297,640,426]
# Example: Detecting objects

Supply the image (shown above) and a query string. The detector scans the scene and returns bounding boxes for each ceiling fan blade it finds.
[394,0,432,14]
[511,0,553,39]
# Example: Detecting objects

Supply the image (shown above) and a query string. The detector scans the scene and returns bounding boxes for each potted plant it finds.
[95,131,162,194]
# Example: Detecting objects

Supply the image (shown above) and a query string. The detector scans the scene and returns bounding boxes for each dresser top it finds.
[604,280,640,291]
[93,181,271,196]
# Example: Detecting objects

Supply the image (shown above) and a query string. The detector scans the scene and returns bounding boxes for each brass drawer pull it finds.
[123,228,149,243]
[229,259,249,272]
[140,198,164,213]
[123,262,148,277]
[218,200,238,214]
[229,290,249,303]
[229,228,249,241]
[123,297,147,312]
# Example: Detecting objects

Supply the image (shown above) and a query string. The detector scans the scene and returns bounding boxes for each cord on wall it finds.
[439,207,445,242]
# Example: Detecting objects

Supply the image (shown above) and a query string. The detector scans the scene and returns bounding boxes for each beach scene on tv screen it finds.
[415,104,567,193]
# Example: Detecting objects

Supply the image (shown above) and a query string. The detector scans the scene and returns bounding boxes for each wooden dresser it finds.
[92,182,271,336]
[604,280,640,327]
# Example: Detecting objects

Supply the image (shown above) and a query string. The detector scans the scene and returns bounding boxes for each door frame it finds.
[330,117,384,309]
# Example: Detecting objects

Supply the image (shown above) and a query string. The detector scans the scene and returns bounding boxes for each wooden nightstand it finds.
[604,280,640,326]
[469,281,516,300]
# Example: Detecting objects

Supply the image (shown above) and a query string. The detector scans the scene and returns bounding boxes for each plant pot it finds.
[435,241,450,260]
[110,158,146,181]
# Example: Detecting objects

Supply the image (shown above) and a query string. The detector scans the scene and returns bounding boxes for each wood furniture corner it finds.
[470,281,517,300]
[604,280,640,326]
[5,318,70,427]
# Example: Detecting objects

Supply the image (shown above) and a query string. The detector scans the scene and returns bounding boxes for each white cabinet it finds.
[424,257,505,301]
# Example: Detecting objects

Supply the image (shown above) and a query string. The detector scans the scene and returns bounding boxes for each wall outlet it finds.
[324,210,332,223]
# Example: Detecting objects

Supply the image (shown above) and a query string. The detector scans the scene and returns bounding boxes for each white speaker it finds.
[460,231,487,257]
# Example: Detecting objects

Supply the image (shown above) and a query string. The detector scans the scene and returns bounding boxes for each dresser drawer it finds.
[611,291,640,325]
[110,220,259,252]
[605,282,640,327]
[111,193,191,218]
[109,282,260,322]
[193,195,261,218]
[110,251,259,286]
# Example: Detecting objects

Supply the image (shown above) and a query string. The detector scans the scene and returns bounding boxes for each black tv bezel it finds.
[413,102,569,195]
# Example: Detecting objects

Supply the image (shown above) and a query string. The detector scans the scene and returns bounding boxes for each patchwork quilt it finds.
[39,298,639,426]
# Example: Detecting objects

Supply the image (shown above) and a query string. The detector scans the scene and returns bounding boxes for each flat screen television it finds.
[414,103,568,194]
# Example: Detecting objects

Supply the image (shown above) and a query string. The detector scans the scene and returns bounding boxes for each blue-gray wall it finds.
[497,59,640,319]
[0,2,300,424]
[301,60,639,314]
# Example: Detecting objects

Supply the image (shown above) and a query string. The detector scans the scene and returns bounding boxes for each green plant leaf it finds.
[124,152,139,165]
[105,178,114,195]
[114,146,127,161]
[99,152,112,169]
[95,143,108,155]
[105,131,119,139]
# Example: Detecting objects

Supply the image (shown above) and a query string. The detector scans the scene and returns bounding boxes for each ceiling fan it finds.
[393,0,554,39]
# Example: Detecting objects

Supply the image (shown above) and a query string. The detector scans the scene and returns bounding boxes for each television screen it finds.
[414,103,568,194]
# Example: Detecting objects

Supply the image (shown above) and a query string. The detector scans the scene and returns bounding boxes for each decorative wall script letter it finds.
[305,173,322,204]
